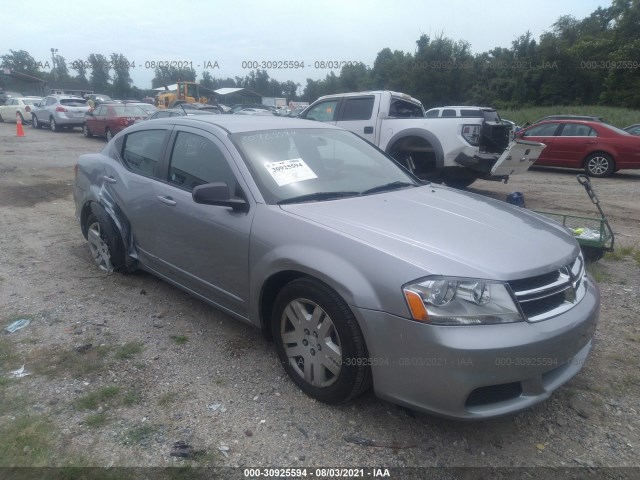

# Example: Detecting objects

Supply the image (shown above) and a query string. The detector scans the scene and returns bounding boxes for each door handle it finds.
[103,176,117,184]
[157,195,177,206]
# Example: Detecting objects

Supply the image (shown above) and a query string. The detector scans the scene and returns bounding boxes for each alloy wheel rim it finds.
[87,221,113,272]
[589,157,608,175]
[280,298,342,388]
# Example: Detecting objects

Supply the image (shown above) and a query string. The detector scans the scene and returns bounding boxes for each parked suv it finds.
[32,95,90,132]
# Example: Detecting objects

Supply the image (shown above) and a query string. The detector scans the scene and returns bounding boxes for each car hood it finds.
[279,185,578,280]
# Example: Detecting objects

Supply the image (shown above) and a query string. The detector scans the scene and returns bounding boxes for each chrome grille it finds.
[508,255,585,322]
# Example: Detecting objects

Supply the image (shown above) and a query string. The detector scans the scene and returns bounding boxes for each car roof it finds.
[146,114,343,134]
[534,115,605,123]
[432,106,497,111]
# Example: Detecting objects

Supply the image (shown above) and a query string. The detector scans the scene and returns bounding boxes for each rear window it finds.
[460,109,484,118]
[112,105,147,116]
[60,99,87,107]
[389,99,424,118]
[23,99,39,105]
[482,110,501,122]
[121,130,166,177]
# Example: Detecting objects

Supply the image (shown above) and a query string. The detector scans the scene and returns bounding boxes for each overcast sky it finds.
[5,0,611,90]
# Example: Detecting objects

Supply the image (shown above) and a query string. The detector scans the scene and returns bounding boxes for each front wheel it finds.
[272,278,372,404]
[32,115,41,129]
[584,153,614,177]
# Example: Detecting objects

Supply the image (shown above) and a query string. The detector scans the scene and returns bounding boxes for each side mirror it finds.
[192,182,249,212]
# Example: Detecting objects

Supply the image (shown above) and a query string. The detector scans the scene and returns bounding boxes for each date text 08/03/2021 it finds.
[243,467,392,478]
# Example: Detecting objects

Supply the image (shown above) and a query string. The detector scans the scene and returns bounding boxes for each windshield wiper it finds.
[360,181,416,196]
[278,191,360,205]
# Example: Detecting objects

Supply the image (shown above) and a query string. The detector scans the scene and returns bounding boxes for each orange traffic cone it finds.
[16,114,25,137]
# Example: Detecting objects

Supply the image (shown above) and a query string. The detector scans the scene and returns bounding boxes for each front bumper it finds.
[353,276,599,420]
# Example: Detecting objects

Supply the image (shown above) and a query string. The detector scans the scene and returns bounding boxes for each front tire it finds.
[50,117,59,132]
[85,210,127,273]
[32,115,42,129]
[271,278,372,404]
[584,153,614,177]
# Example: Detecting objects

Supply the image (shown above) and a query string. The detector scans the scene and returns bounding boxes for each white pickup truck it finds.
[300,91,545,187]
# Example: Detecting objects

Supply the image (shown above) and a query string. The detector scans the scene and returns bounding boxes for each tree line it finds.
[2,0,638,108]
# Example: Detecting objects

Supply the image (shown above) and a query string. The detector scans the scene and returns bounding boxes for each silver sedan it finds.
[74,115,599,419]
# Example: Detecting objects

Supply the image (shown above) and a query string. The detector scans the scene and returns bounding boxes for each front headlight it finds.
[402,277,524,325]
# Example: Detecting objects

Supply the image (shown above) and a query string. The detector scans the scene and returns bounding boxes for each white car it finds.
[0,96,42,124]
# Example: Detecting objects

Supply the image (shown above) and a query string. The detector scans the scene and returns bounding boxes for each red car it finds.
[516,120,640,177]
[83,103,148,141]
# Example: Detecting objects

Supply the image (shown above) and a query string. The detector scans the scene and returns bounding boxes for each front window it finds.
[167,132,236,191]
[305,100,338,122]
[231,128,417,204]
[523,123,560,137]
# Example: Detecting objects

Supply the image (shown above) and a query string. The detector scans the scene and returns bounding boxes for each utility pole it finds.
[50,48,58,81]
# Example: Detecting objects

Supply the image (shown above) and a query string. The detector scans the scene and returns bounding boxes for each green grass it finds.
[75,386,121,410]
[122,390,142,406]
[625,334,640,343]
[125,424,156,445]
[586,262,609,283]
[170,335,189,345]
[501,106,640,129]
[0,337,20,369]
[158,391,179,407]
[605,245,636,261]
[0,415,55,467]
[30,345,111,378]
[115,341,144,360]
[85,413,109,429]
[633,249,640,267]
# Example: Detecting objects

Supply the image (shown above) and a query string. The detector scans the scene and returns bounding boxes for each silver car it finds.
[32,95,90,131]
[73,116,599,420]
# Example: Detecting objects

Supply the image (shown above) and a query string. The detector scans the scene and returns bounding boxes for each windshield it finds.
[231,128,417,204]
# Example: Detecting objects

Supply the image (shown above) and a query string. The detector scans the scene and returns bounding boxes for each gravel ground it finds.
[0,122,639,478]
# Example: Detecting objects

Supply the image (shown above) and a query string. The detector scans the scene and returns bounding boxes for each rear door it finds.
[553,123,598,167]
[335,95,377,144]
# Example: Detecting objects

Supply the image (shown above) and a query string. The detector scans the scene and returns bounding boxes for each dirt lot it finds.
[1,122,639,477]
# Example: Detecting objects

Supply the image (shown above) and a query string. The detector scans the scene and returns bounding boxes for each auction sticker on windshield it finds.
[265,159,318,186]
